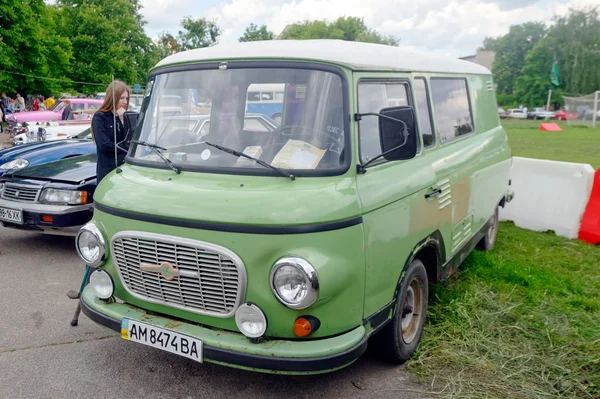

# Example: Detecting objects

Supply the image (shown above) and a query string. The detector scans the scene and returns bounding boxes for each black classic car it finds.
[0,154,97,236]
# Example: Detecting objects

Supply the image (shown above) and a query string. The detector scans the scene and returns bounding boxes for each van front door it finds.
[354,76,440,318]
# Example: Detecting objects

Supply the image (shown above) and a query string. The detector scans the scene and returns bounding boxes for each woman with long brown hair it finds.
[92,80,131,183]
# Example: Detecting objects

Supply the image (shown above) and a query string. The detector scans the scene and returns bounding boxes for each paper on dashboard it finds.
[271,140,326,169]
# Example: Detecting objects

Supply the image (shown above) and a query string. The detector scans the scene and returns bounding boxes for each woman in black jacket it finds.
[92,80,131,183]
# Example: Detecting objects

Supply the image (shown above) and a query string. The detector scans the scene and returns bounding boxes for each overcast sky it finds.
[138,0,599,57]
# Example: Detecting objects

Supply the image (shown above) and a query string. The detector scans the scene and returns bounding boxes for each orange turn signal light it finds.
[293,316,321,337]
[42,215,53,223]
[80,191,88,204]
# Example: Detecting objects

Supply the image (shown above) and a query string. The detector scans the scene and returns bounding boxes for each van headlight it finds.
[76,223,106,267]
[0,159,28,170]
[270,257,319,309]
[90,270,114,299]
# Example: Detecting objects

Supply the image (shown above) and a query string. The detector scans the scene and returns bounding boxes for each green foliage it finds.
[0,0,72,95]
[514,38,564,107]
[176,17,221,51]
[547,8,600,96]
[278,17,398,46]
[55,0,155,94]
[239,23,275,42]
[486,22,547,95]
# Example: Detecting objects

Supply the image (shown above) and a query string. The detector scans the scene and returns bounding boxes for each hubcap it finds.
[401,277,424,344]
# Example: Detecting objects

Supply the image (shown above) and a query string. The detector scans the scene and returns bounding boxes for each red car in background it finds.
[553,110,578,120]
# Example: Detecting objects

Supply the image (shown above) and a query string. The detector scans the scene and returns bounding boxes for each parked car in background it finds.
[526,108,555,120]
[553,110,578,121]
[0,129,94,177]
[507,108,527,119]
[13,120,92,145]
[5,98,102,132]
[498,107,509,119]
[0,154,96,235]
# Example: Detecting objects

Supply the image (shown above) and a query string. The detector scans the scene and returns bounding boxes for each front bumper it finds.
[0,197,93,235]
[81,286,368,374]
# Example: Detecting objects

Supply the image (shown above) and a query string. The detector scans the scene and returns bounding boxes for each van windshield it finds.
[131,67,347,176]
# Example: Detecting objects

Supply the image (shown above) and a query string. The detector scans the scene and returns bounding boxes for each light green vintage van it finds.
[77,40,513,374]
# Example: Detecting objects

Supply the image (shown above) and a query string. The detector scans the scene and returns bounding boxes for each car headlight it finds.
[75,223,106,267]
[90,270,114,299]
[270,257,319,309]
[39,188,87,205]
[235,303,268,339]
[0,159,29,170]
[0,183,4,195]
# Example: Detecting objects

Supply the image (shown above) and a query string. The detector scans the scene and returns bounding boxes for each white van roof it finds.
[154,40,491,75]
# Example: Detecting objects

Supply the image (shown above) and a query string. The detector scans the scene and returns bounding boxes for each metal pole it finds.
[546,89,552,111]
[593,90,599,129]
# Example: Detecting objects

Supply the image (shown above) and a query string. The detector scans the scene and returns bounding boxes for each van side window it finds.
[413,78,434,148]
[430,79,473,144]
[358,82,409,163]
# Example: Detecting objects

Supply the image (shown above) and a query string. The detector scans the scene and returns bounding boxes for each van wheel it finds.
[478,207,499,251]
[372,259,428,363]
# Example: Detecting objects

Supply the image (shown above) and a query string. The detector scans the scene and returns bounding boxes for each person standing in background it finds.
[92,80,131,183]
[16,94,25,112]
[45,94,55,109]
[62,100,74,120]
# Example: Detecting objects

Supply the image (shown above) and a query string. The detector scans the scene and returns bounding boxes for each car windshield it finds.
[49,101,65,112]
[131,67,347,175]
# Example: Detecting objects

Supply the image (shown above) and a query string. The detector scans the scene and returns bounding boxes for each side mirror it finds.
[379,106,418,161]
[123,111,139,137]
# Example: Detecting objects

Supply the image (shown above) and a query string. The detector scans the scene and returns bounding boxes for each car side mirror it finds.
[379,106,418,161]
[123,111,139,137]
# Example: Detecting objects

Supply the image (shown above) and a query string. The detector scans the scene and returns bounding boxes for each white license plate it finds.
[121,318,202,362]
[0,207,23,224]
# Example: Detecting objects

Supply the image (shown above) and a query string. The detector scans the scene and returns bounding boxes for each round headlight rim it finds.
[270,257,319,310]
[75,222,106,268]
[90,269,114,300]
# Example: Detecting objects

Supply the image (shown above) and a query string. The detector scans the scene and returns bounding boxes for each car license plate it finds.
[121,318,202,362]
[0,207,23,224]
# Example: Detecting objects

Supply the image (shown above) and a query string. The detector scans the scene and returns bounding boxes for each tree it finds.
[0,0,72,95]
[514,38,563,107]
[177,17,221,51]
[56,0,155,93]
[546,8,600,95]
[483,22,547,95]
[278,17,399,46]
[239,23,275,42]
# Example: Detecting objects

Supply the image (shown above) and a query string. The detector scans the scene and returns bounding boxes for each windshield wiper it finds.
[203,142,295,181]
[132,140,181,174]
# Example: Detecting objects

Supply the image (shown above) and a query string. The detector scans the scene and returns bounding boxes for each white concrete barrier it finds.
[499,157,595,239]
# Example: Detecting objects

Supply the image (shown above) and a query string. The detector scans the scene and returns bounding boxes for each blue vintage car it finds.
[0,128,95,177]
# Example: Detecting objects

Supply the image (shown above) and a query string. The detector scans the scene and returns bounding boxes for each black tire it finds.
[478,207,499,251]
[371,259,429,363]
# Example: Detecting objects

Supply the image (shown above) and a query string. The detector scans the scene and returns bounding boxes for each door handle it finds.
[425,187,442,199]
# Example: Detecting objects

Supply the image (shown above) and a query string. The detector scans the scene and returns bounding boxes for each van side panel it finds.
[428,74,510,259]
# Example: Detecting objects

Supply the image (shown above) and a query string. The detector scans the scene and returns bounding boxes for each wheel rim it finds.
[488,212,498,244]
[401,277,424,344]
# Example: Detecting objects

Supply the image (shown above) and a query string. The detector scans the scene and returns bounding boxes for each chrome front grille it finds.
[111,232,246,317]
[1,183,41,202]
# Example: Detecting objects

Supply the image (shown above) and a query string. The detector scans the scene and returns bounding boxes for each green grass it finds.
[503,120,600,169]
[408,223,600,398]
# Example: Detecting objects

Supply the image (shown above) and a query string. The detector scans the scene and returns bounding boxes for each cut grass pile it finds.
[408,222,600,398]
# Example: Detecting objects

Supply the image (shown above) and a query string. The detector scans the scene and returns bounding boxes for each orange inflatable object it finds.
[540,123,563,131]
[579,169,600,245]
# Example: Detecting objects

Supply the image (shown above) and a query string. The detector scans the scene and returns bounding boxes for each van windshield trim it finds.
[127,61,352,178]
